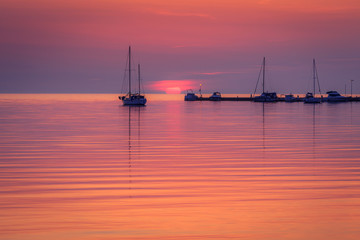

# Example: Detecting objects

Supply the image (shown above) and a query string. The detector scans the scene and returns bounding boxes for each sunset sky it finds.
[1,0,360,94]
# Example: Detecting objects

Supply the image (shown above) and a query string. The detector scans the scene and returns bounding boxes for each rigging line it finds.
[253,62,263,95]
[141,68,147,94]
[306,63,312,92]
[121,53,129,94]
[137,63,146,94]
[137,64,141,94]
[315,63,322,94]
[140,76,146,94]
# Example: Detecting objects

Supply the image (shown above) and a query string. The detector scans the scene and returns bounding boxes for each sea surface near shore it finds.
[1,94,360,240]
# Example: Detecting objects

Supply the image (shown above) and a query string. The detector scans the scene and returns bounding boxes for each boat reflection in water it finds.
[126,106,143,195]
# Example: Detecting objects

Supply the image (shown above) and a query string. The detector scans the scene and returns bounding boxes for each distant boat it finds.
[304,59,321,104]
[184,89,199,101]
[254,92,278,102]
[285,94,298,102]
[253,57,278,102]
[119,46,147,106]
[304,92,320,103]
[209,92,221,101]
[324,91,349,102]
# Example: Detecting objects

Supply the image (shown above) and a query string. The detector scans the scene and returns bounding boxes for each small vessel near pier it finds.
[209,92,222,101]
[304,59,321,104]
[304,92,321,103]
[285,94,300,102]
[324,91,348,102]
[253,57,278,102]
[184,89,199,101]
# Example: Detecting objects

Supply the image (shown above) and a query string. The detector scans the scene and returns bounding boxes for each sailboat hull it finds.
[119,96,147,106]
[304,98,321,103]
[326,97,348,102]
[123,100,147,105]
[253,92,278,102]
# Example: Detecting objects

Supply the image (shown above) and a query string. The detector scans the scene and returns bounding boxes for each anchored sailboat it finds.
[304,59,321,104]
[253,57,278,102]
[119,46,147,106]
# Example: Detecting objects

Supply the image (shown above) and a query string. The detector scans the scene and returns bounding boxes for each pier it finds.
[186,96,360,102]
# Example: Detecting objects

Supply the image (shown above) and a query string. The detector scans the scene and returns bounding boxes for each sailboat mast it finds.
[313,59,316,95]
[138,64,141,94]
[129,46,131,95]
[263,57,265,93]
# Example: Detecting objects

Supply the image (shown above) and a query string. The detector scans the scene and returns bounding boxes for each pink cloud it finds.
[151,9,215,19]
[196,71,244,75]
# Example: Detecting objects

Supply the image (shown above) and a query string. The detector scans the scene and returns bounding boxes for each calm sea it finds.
[1,94,360,240]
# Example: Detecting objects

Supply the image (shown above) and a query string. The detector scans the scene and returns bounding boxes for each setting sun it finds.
[166,87,181,94]
[149,80,197,93]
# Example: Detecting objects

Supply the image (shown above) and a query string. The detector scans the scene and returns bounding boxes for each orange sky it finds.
[1,0,360,93]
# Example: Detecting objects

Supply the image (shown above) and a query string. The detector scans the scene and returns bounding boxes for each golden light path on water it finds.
[0,94,360,240]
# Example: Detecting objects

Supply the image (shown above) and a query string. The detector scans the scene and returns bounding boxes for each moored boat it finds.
[304,59,322,104]
[184,89,199,101]
[253,57,278,102]
[304,92,321,103]
[121,94,147,105]
[119,46,147,106]
[254,92,278,102]
[209,92,221,101]
[324,91,348,102]
[284,94,300,102]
